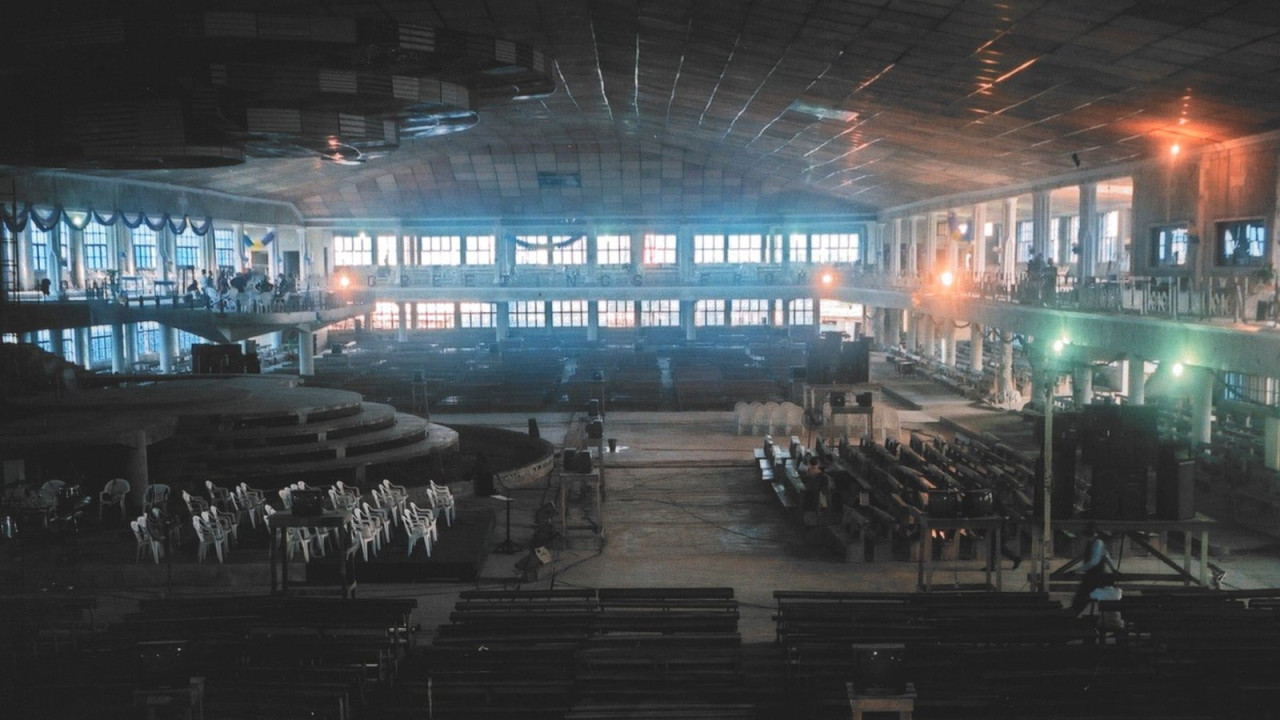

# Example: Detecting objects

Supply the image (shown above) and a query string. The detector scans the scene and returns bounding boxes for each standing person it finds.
[1071,524,1118,615]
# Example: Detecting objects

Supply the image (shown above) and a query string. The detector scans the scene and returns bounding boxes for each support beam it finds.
[1190,367,1214,448]
[998,330,1015,404]
[159,326,176,374]
[1078,182,1098,282]
[970,323,984,373]
[298,329,315,376]
[1031,190,1051,260]
[1128,354,1146,405]
[1072,365,1093,407]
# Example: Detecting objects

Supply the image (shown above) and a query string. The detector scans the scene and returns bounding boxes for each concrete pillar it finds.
[908,313,920,354]
[496,302,510,342]
[125,431,150,511]
[925,212,940,277]
[298,329,315,376]
[972,203,988,279]
[890,218,903,277]
[159,326,176,374]
[397,302,409,342]
[50,327,65,361]
[1072,365,1093,408]
[921,317,935,359]
[907,217,919,277]
[1002,197,1018,284]
[587,301,600,343]
[998,330,1015,402]
[76,328,90,369]
[1128,355,1146,405]
[944,323,957,367]
[111,323,127,373]
[970,323,984,373]
[681,300,696,342]
[1078,181,1099,281]
[1031,190,1051,260]
[1190,368,1214,447]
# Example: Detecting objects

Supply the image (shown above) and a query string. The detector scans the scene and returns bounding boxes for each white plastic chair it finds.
[403,507,433,557]
[278,487,293,510]
[347,509,382,561]
[763,402,781,434]
[734,401,748,435]
[362,501,393,543]
[428,480,456,525]
[750,403,769,435]
[143,484,170,513]
[208,507,239,545]
[407,501,440,543]
[236,483,266,529]
[192,515,227,563]
[183,490,209,517]
[99,478,130,521]
[131,518,162,563]
[205,480,233,511]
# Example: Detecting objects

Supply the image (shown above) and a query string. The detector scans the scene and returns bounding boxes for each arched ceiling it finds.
[6,0,1280,222]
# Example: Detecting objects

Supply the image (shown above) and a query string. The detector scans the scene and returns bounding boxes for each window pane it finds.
[643,234,676,265]
[371,301,400,330]
[598,300,635,328]
[693,234,724,264]
[596,235,632,265]
[639,299,678,326]
[551,236,586,265]
[465,235,496,265]
[29,227,51,273]
[459,302,495,328]
[334,234,373,266]
[1151,225,1189,267]
[810,233,860,263]
[131,227,157,270]
[694,299,725,326]
[510,300,546,327]
[213,228,237,270]
[415,302,456,329]
[420,236,462,266]
[515,236,551,266]
[83,221,112,270]
[789,298,814,325]
[89,324,113,366]
[730,298,769,326]
[135,321,159,357]
[551,300,587,327]
[1217,219,1267,267]
[726,234,762,264]
[789,233,808,263]
[175,229,202,269]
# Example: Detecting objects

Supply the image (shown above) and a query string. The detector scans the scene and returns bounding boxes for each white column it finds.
[1031,190,1051,260]
[998,330,1014,402]
[159,326,176,374]
[588,301,600,342]
[1078,181,1099,281]
[111,323,127,373]
[298,329,315,376]
[925,212,940,277]
[890,218,903,277]
[1002,198,1018,285]
[397,302,409,342]
[944,323,957,367]
[1190,368,1214,447]
[907,217,919,277]
[1128,354,1146,405]
[969,323,984,373]
[972,203,988,279]
[1072,365,1093,407]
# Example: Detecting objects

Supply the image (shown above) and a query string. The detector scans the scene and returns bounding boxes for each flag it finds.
[947,212,966,242]
[242,230,277,252]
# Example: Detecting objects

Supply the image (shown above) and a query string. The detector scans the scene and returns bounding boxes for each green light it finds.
[1172,362,1184,377]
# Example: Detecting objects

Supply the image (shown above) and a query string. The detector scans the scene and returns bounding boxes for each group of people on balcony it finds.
[1025,252,1058,306]
[188,268,297,312]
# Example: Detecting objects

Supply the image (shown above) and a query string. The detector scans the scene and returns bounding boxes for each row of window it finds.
[354,299,817,331]
[1152,219,1268,268]
[332,232,861,268]
[29,321,167,367]
[26,223,237,273]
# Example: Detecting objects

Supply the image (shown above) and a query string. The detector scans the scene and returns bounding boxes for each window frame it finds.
[1215,218,1268,268]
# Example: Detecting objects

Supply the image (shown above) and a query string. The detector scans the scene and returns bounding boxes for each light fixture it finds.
[1171,143,1181,157]
[1172,362,1184,377]
[939,270,954,288]
[339,275,351,289]
[821,271,835,285]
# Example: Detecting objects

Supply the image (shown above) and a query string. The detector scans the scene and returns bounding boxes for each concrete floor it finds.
[6,355,1280,645]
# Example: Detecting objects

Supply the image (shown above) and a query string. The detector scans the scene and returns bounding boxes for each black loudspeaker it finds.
[291,489,325,517]
[1035,451,1076,520]
[927,491,961,518]
[563,448,578,469]
[855,391,873,408]
[1156,444,1196,520]
[573,451,593,473]
[1081,405,1122,466]
[587,419,604,439]
[830,391,847,408]
[790,365,807,381]
[1089,468,1121,520]
[838,338,871,384]
[528,417,540,439]
[963,490,994,517]
[587,399,601,417]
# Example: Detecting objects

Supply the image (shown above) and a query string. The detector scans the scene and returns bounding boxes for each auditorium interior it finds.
[7,1,1280,718]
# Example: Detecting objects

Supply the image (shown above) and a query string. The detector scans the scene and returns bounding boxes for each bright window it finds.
[693,234,725,264]
[371,301,400,330]
[789,233,809,263]
[1016,221,1034,263]
[726,234,763,263]
[810,233,860,263]
[35,329,52,352]
[376,235,398,265]
[1099,211,1121,264]
[510,300,546,327]
[731,298,769,326]
[515,235,551,266]
[415,302,456,329]
[214,228,237,269]
[465,235,496,265]
[598,300,635,328]
[62,328,78,364]
[131,227,158,270]
[639,299,679,326]
[596,235,631,265]
[29,227,51,273]
[175,229,202,269]
[789,298,814,325]
[551,236,586,265]
[551,300,587,327]
[135,321,159,357]
[420,236,461,266]
[460,302,496,328]
[334,234,373,266]
[643,234,676,265]
[89,324,113,366]
[83,221,112,270]
[694,299,726,326]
